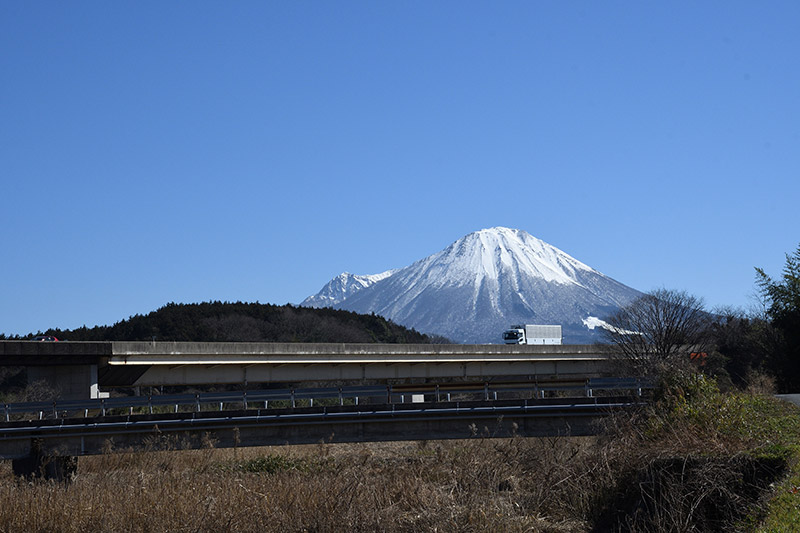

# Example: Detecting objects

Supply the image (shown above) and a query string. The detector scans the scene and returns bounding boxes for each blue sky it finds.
[2,2,798,335]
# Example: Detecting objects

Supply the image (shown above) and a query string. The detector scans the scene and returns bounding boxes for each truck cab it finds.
[502,325,526,344]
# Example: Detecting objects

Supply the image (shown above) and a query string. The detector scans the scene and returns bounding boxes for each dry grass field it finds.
[0,436,603,533]
[1,379,797,532]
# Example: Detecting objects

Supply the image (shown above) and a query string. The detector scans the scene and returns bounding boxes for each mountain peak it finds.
[435,226,595,287]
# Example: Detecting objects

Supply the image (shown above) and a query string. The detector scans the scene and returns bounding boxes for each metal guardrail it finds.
[0,400,642,436]
[2,378,651,422]
[0,398,647,461]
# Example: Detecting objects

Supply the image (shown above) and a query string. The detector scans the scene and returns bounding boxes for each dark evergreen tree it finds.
[756,243,800,392]
[708,307,781,389]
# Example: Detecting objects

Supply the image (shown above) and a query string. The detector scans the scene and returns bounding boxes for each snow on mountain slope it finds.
[300,270,396,308]
[302,227,641,343]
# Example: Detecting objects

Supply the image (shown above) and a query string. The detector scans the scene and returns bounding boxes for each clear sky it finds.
[1,2,798,335]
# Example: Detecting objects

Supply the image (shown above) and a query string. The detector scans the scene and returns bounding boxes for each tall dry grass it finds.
[0,436,601,533]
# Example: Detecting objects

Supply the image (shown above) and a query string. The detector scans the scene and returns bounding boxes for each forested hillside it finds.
[4,302,439,344]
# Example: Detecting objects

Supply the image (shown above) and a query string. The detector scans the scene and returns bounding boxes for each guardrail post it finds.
[52,402,57,419]
[148,396,153,414]
[387,385,392,404]
[4,404,8,422]
[196,394,200,412]
[484,383,489,401]
[101,399,106,417]
[290,390,295,408]
[243,392,247,410]
[435,384,440,403]
[338,387,343,406]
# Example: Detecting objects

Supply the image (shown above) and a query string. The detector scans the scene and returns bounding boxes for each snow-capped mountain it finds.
[301,227,641,343]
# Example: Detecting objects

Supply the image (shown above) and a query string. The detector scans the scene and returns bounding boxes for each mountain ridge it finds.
[11,301,434,344]
[300,270,396,308]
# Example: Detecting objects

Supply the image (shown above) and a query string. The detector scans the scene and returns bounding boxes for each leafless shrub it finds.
[744,370,777,395]
[594,454,786,533]
[15,379,60,403]
[602,289,711,381]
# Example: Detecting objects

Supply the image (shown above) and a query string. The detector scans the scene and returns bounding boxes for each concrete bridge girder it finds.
[122,359,606,387]
[1,341,613,397]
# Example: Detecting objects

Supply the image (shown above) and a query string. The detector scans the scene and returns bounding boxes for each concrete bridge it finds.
[1,341,613,400]
[2,393,641,481]
[0,341,636,479]
[0,394,640,461]
[0,391,644,482]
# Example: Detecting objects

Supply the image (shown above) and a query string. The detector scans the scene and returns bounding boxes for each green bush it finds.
[223,454,310,474]
[646,374,800,450]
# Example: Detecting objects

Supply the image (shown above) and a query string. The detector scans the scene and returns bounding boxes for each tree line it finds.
[603,243,800,393]
[1,302,442,345]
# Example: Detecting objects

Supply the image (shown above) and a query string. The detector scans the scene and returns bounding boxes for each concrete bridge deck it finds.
[0,340,608,362]
[1,341,613,398]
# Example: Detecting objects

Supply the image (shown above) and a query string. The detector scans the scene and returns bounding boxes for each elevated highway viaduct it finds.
[1,341,613,399]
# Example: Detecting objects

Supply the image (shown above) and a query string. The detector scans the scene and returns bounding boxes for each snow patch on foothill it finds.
[583,316,640,336]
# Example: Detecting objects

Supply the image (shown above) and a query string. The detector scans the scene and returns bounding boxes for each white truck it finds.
[502,324,562,345]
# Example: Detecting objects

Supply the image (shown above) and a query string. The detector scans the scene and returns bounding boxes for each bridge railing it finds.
[2,378,652,422]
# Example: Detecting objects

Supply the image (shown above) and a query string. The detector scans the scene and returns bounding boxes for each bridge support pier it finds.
[27,364,109,400]
[10,439,77,483]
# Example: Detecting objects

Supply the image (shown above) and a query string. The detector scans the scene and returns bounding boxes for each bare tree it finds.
[602,288,711,379]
